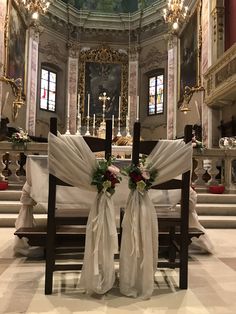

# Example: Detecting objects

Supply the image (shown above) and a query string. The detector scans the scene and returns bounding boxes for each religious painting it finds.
[179,11,198,102]
[6,0,27,90]
[78,46,128,125]
[85,62,121,119]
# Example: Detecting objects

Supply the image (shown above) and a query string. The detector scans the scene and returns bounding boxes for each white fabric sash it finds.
[119,139,193,299]
[48,132,118,294]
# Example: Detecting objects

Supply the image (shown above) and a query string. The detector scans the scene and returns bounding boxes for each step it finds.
[0,190,22,201]
[196,203,236,216]
[197,193,236,204]
[0,201,21,213]
[0,213,47,227]
[198,215,236,228]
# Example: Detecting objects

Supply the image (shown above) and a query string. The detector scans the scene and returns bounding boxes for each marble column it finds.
[167,35,178,139]
[0,0,7,105]
[67,42,79,134]
[201,0,212,147]
[25,26,40,135]
[128,46,139,131]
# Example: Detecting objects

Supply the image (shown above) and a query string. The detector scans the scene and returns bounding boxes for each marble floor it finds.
[0,228,236,314]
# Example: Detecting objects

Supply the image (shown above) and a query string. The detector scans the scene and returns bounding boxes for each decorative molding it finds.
[204,43,236,106]
[39,41,67,64]
[140,47,167,72]
[67,41,80,58]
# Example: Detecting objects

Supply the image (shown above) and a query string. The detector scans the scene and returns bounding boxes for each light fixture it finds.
[180,86,205,114]
[17,0,52,20]
[0,76,24,121]
[163,0,188,31]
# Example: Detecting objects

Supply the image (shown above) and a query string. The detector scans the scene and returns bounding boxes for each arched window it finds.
[40,67,57,112]
[148,69,164,115]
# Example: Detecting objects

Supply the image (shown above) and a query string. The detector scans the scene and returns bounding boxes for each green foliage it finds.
[91,157,121,195]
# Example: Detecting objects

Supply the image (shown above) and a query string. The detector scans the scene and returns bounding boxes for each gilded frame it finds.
[78,45,128,125]
[4,0,27,93]
[178,5,201,103]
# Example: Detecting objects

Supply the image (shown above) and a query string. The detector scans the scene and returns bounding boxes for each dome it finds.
[61,0,159,13]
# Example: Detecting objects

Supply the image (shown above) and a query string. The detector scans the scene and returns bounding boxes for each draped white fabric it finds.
[48,132,118,294]
[119,139,193,299]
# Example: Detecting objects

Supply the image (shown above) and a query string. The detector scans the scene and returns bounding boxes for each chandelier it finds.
[163,0,188,31]
[17,1,52,19]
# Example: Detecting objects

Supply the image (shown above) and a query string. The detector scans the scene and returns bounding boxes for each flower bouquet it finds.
[91,157,121,195]
[10,129,31,150]
[192,135,205,152]
[122,156,157,193]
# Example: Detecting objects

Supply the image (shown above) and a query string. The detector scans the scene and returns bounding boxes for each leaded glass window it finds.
[40,68,57,112]
[148,71,164,115]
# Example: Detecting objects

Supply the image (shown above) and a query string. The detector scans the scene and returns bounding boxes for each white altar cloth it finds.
[14,155,214,256]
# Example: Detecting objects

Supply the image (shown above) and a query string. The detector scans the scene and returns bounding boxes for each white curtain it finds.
[48,132,118,294]
[119,140,192,299]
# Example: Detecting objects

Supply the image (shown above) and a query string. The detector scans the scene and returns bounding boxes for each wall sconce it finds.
[180,85,204,114]
[0,76,25,121]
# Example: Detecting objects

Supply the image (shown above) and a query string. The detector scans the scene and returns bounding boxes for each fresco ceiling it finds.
[61,0,160,13]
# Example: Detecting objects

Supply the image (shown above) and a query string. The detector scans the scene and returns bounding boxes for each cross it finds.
[99,92,110,123]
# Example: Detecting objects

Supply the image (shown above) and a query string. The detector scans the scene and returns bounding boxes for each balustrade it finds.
[1,142,236,191]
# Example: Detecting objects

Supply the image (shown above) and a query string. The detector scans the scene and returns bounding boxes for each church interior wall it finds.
[139,38,168,140]
[36,30,68,137]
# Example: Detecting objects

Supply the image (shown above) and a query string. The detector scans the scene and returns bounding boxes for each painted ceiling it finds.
[61,0,159,13]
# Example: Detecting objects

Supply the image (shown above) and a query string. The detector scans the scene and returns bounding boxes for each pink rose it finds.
[141,170,150,180]
[108,165,120,175]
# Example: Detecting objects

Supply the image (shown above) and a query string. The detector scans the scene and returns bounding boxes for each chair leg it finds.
[179,236,188,289]
[169,226,176,267]
[45,233,56,294]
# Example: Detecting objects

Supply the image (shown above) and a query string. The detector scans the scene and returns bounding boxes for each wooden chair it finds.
[44,117,112,294]
[131,121,202,289]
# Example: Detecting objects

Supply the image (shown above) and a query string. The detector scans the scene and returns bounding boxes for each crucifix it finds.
[99,92,110,124]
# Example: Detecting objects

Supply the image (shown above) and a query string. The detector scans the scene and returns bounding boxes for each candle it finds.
[77,94,80,116]
[128,96,130,118]
[67,93,70,118]
[136,95,139,121]
[93,113,96,128]
[118,96,121,119]
[87,93,90,117]
[112,114,114,129]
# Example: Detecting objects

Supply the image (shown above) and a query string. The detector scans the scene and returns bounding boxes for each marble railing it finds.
[1,142,236,191]
[204,43,236,106]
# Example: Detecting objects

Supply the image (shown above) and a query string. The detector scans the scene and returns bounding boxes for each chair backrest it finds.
[47,117,112,225]
[132,121,192,189]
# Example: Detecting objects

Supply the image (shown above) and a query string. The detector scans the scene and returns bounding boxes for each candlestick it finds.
[112,115,114,130]
[87,93,90,117]
[136,95,139,121]
[76,113,81,136]
[65,93,71,135]
[85,115,91,136]
[118,96,121,120]
[128,95,130,118]
[92,114,96,136]
[77,94,80,114]
[126,114,131,137]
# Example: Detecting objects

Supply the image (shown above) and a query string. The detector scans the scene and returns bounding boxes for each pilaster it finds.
[211,0,225,63]
[167,35,178,139]
[0,0,7,106]
[26,25,41,135]
[128,45,140,129]
[67,41,79,134]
